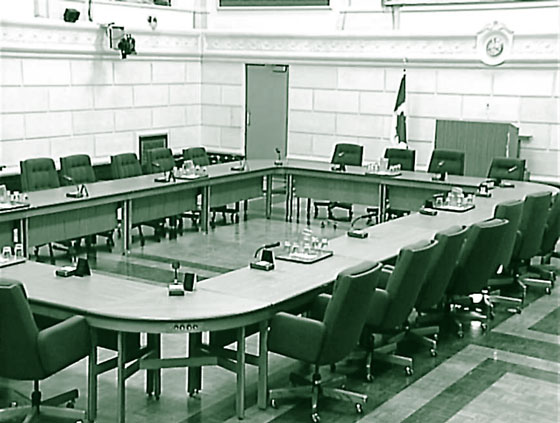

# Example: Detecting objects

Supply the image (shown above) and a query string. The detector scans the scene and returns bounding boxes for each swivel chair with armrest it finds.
[143,147,183,237]
[511,191,555,295]
[362,239,439,379]
[182,147,241,226]
[447,218,509,337]
[409,225,468,355]
[375,148,417,220]
[313,143,364,222]
[486,200,525,311]
[487,157,526,182]
[110,153,165,246]
[60,154,115,250]
[428,149,465,176]
[20,158,71,263]
[268,261,382,422]
[0,278,90,422]
[532,194,560,278]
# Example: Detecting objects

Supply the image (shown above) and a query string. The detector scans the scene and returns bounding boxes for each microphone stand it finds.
[250,241,280,271]
[63,175,88,198]
[347,212,377,238]
[274,148,283,166]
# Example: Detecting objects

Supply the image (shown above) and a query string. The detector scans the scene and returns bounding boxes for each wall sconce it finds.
[107,23,137,59]
[147,16,158,30]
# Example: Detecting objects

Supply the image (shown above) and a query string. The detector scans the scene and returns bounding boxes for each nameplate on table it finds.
[365,170,401,177]
[277,250,333,264]
[176,174,209,181]
[433,204,475,213]
[0,257,26,268]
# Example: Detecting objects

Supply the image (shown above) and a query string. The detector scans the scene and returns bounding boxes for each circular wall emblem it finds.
[476,22,513,66]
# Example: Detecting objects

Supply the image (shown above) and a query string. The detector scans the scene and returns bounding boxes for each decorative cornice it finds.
[0,19,557,66]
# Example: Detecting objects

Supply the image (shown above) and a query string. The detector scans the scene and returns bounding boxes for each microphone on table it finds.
[332,152,346,172]
[63,175,88,198]
[274,148,283,166]
[347,212,377,238]
[496,165,518,187]
[432,160,447,181]
[152,162,176,183]
[168,261,184,296]
[250,241,280,271]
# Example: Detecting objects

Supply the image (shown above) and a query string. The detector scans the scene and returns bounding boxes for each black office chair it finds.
[268,261,382,422]
[532,194,560,279]
[385,148,416,171]
[362,239,439,379]
[487,157,526,182]
[0,278,90,422]
[182,147,240,226]
[313,143,364,221]
[111,153,164,246]
[60,154,115,250]
[144,147,175,175]
[513,191,555,295]
[409,225,468,355]
[428,149,465,176]
[20,158,71,263]
[487,200,525,311]
[447,218,509,337]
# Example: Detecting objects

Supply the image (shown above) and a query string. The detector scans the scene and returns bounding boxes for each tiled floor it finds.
[1,197,559,423]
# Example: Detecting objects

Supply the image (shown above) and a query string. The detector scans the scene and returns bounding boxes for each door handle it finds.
[246,111,251,127]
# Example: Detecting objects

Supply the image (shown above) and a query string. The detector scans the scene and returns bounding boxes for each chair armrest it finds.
[309,293,331,321]
[38,315,90,375]
[268,312,326,363]
[377,265,393,289]
[366,288,390,326]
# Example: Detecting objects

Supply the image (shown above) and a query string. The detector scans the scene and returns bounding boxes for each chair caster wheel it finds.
[404,367,413,376]
[515,307,522,314]
[189,389,199,397]
[365,373,374,383]
[457,331,464,338]
[489,311,495,320]
[66,400,75,408]
[311,412,321,423]
[430,348,437,357]
[355,403,363,414]
[320,222,325,229]
[481,323,488,331]
[333,223,337,230]
[433,334,438,341]
[270,399,278,409]
[330,364,336,372]
[545,287,552,295]
[9,401,17,408]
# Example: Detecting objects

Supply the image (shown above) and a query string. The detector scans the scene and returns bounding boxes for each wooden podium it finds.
[435,120,519,177]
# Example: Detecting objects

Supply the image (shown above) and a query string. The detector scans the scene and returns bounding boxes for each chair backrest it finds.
[487,157,526,181]
[331,143,363,167]
[60,154,96,185]
[448,218,509,296]
[317,261,381,365]
[110,153,142,179]
[384,148,416,171]
[0,279,44,380]
[378,239,439,330]
[183,147,210,167]
[516,191,552,261]
[415,226,468,311]
[540,194,560,256]
[428,149,465,176]
[493,199,524,270]
[144,147,175,174]
[20,158,60,192]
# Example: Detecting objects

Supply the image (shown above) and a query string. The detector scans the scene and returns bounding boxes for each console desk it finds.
[0,160,557,423]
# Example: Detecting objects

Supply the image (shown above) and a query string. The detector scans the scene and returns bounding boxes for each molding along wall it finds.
[0,16,558,179]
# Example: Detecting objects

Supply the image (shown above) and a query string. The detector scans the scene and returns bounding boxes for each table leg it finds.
[87,329,98,423]
[117,332,127,423]
[379,184,387,223]
[21,218,29,258]
[187,333,202,396]
[201,186,210,233]
[146,334,161,399]
[285,175,293,222]
[122,200,131,255]
[236,326,246,419]
[243,200,248,221]
[257,321,268,410]
[265,176,272,219]
[306,198,311,226]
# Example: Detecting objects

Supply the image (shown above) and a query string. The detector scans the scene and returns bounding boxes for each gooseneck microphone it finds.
[274,148,283,166]
[152,162,176,182]
[254,241,281,258]
[63,175,88,198]
[250,242,279,271]
[347,212,377,238]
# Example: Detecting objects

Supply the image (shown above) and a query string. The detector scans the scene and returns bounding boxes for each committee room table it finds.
[0,160,557,423]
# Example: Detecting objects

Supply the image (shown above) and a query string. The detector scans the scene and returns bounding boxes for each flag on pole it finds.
[392,72,407,147]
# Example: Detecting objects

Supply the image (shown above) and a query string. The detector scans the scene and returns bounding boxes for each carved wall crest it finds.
[476,21,513,66]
